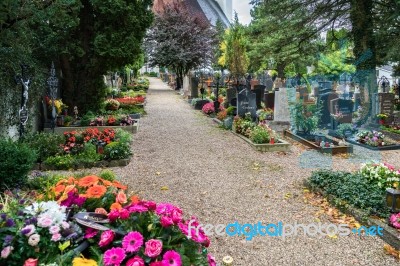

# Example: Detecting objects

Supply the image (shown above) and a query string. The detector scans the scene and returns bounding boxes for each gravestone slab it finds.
[379,93,395,116]
[265,75,274,92]
[330,98,353,123]
[190,77,199,98]
[264,92,275,109]
[274,88,291,122]
[226,87,236,107]
[319,91,339,125]
[237,88,257,118]
[253,85,266,109]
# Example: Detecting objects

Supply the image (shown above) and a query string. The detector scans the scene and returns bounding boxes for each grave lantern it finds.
[386,188,400,213]
[47,62,58,132]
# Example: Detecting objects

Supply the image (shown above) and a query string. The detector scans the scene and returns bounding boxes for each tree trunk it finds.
[350,0,377,125]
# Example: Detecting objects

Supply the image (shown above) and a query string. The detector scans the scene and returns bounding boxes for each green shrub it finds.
[249,125,270,144]
[99,169,116,182]
[81,111,96,126]
[0,139,37,191]
[22,132,64,162]
[26,172,64,193]
[75,143,102,166]
[104,141,131,160]
[44,154,75,170]
[309,170,389,218]
[226,106,236,116]
[115,128,132,144]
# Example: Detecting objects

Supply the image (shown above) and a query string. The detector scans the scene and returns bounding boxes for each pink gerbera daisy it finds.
[162,250,182,266]
[103,247,126,266]
[122,231,144,253]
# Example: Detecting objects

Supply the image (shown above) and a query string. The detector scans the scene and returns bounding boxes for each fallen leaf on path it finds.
[383,244,400,260]
[160,186,169,191]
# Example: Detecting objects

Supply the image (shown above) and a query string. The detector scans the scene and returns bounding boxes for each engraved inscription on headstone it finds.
[237,88,257,118]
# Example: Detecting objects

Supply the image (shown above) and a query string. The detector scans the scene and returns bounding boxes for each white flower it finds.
[28,234,40,246]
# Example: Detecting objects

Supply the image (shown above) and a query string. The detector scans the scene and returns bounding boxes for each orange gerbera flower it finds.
[100,179,112,187]
[130,195,140,204]
[56,179,68,187]
[110,202,122,210]
[54,185,65,197]
[86,185,107,198]
[112,181,127,190]
[67,176,77,184]
[78,176,99,187]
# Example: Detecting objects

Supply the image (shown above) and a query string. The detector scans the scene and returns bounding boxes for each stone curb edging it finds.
[303,180,400,250]
[231,131,291,152]
[34,158,131,171]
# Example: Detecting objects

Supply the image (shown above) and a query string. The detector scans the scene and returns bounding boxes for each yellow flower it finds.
[73,256,98,266]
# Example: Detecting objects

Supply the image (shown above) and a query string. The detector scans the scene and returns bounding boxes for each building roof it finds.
[153,0,230,28]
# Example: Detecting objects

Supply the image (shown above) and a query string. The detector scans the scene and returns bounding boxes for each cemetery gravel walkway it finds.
[113,78,399,266]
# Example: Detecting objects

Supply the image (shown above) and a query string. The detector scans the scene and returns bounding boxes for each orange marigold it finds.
[110,202,122,210]
[85,185,107,198]
[112,181,127,190]
[78,176,99,187]
[54,185,65,197]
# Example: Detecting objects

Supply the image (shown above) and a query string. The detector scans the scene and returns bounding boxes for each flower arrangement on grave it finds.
[115,96,145,105]
[45,97,68,115]
[389,213,400,228]
[234,115,276,143]
[359,162,400,189]
[377,113,388,125]
[256,108,274,121]
[355,130,387,147]
[0,175,216,265]
[202,102,216,115]
[107,116,117,126]
[104,99,120,111]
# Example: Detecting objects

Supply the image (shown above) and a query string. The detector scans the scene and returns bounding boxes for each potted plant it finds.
[377,113,388,125]
[63,115,73,126]
[292,101,321,136]
[104,99,120,111]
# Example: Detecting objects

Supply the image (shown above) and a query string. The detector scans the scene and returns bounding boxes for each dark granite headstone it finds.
[226,87,236,107]
[264,92,275,109]
[237,88,257,118]
[319,91,339,125]
[330,98,353,123]
[253,85,266,109]
[265,76,274,92]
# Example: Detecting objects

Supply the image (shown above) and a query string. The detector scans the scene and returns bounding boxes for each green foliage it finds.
[226,106,236,116]
[291,101,321,134]
[336,123,356,138]
[99,169,116,182]
[75,143,102,166]
[309,170,389,218]
[44,154,75,170]
[0,139,37,191]
[219,13,249,78]
[22,132,64,162]
[104,142,131,160]
[249,125,270,144]
[26,172,64,193]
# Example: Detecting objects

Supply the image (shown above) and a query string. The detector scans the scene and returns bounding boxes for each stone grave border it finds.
[346,138,400,151]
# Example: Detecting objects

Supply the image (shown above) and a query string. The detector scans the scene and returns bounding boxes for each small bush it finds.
[44,154,75,170]
[26,172,64,193]
[99,169,116,182]
[75,143,102,166]
[226,106,236,116]
[0,139,37,191]
[309,170,389,218]
[249,125,270,144]
[22,132,64,162]
[104,141,131,160]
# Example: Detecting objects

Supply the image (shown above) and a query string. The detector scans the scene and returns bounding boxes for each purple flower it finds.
[0,213,6,220]
[19,199,25,205]
[5,218,15,227]
[3,235,13,246]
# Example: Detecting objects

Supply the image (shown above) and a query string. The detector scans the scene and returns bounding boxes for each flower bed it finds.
[306,162,400,249]
[283,130,353,155]
[35,128,133,170]
[0,174,216,265]
[346,130,400,150]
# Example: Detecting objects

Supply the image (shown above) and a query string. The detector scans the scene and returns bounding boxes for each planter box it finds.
[232,132,291,152]
[284,130,353,154]
[346,138,400,150]
[305,180,400,250]
[44,124,138,134]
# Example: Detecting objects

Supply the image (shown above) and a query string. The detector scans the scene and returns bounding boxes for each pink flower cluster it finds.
[390,213,400,229]
[178,216,210,247]
[156,203,183,227]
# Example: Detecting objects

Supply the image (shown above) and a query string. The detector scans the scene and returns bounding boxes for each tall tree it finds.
[219,13,249,82]
[146,5,216,89]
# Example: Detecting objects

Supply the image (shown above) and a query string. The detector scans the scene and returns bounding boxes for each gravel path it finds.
[112,78,398,266]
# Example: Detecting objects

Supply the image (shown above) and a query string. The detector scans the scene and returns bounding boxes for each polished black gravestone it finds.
[237,88,257,118]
